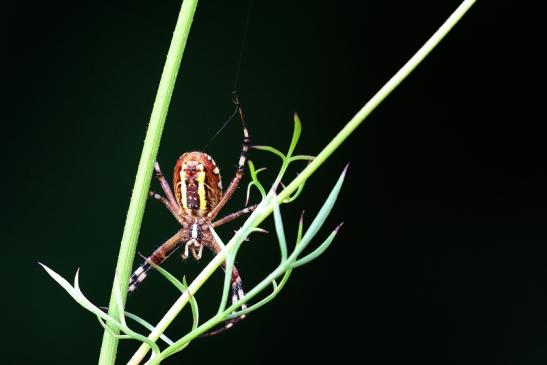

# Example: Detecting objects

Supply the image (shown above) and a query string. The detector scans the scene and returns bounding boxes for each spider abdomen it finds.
[173,152,223,217]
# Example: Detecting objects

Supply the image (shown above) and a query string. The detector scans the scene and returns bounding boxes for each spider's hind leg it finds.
[202,266,247,337]
[230,266,247,315]
[202,230,248,336]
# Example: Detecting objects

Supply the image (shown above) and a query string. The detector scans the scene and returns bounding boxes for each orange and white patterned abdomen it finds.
[173,152,223,217]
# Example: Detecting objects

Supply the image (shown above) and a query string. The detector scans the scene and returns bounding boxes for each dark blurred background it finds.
[3,1,546,364]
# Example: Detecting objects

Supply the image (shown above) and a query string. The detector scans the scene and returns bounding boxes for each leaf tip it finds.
[74,267,81,285]
[342,163,350,176]
[252,227,269,234]
[334,222,344,233]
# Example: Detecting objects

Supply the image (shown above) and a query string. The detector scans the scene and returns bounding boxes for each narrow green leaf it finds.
[73,269,116,320]
[163,278,199,357]
[135,335,161,356]
[97,317,131,340]
[113,272,126,327]
[296,211,305,245]
[209,227,234,314]
[42,264,164,355]
[217,252,235,315]
[286,113,302,159]
[291,223,342,268]
[252,145,286,160]
[124,311,174,346]
[152,262,185,292]
[272,194,288,261]
[247,161,267,199]
[283,181,305,204]
[251,227,269,234]
[41,264,125,328]
[289,155,315,162]
[246,181,256,206]
[248,160,267,178]
[296,165,348,254]
[183,277,199,331]
[41,263,82,301]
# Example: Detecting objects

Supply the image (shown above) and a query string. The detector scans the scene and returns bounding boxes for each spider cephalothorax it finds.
[128,94,254,335]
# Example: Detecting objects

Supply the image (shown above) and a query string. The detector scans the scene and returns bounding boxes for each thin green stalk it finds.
[97,1,199,364]
[274,0,477,208]
[127,1,476,363]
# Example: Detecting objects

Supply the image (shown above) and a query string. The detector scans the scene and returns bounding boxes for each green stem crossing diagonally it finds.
[127,1,477,363]
[40,0,476,364]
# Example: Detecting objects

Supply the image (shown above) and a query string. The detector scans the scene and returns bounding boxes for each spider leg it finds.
[208,93,250,220]
[128,229,185,293]
[153,161,180,214]
[202,266,246,337]
[202,229,248,336]
[211,204,257,228]
[149,190,182,223]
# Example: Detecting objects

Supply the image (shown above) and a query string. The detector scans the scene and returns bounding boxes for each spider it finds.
[128,94,255,334]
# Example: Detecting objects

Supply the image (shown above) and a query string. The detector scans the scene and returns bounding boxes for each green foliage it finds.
[40,0,476,363]
[42,115,346,364]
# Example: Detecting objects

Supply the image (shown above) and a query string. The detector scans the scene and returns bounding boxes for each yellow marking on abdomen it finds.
[197,171,207,210]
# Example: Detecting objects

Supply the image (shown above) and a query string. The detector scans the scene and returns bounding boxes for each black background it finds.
[3,1,546,364]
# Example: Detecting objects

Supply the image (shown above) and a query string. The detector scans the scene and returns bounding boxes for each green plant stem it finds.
[97,1,199,364]
[275,0,477,208]
[127,1,476,363]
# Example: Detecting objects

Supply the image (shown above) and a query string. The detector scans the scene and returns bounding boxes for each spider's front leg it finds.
[148,162,184,225]
[149,191,180,220]
[153,161,179,212]
[208,93,250,221]
[212,204,257,228]
[128,229,184,293]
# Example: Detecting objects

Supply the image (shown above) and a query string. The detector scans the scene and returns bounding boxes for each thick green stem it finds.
[97,1,199,364]
[128,0,476,363]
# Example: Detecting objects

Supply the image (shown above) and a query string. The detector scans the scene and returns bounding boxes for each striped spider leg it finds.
[128,94,255,335]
